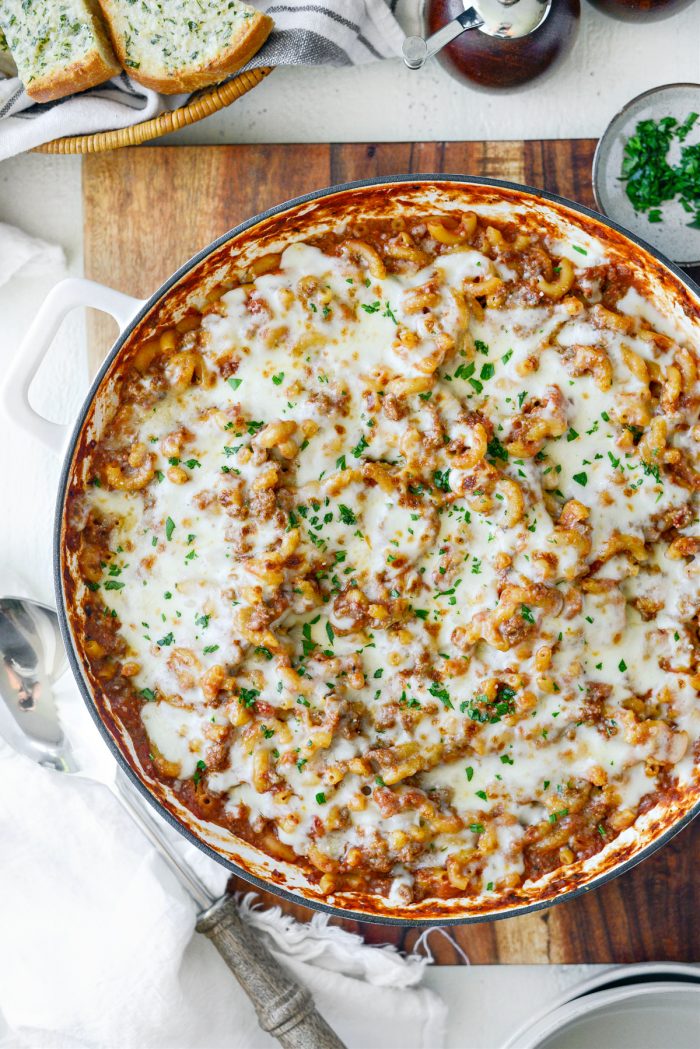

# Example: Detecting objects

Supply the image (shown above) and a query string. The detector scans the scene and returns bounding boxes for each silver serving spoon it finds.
[402,0,552,69]
[0,594,345,1049]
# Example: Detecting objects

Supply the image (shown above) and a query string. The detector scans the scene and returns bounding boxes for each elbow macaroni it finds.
[68,208,700,907]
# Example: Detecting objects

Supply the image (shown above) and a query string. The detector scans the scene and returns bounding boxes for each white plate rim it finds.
[502,981,700,1049]
[501,965,700,1049]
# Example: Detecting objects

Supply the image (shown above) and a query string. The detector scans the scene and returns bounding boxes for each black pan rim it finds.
[54,171,700,927]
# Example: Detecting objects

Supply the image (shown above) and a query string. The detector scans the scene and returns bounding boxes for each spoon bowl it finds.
[0,596,74,770]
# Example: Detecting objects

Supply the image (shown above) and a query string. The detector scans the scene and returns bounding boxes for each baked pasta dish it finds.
[63,185,700,911]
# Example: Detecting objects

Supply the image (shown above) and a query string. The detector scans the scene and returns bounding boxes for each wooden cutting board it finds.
[83,143,700,964]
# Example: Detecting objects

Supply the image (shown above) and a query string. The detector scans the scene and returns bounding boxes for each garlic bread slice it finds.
[0,0,121,102]
[97,0,273,94]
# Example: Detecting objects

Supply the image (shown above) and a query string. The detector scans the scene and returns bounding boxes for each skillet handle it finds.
[1,277,145,452]
[197,895,347,1049]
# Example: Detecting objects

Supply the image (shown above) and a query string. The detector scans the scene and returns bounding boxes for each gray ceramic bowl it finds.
[593,83,700,267]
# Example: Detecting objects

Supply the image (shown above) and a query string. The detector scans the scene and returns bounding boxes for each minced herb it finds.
[621,113,700,228]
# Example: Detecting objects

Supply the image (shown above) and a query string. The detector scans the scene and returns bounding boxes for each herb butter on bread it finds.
[97,0,273,94]
[0,0,121,102]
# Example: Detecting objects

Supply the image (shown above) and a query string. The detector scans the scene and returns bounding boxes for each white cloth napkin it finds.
[0,221,65,287]
[0,0,407,162]
[0,748,446,1049]
[0,224,448,1049]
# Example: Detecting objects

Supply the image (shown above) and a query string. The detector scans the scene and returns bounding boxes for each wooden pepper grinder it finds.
[586,0,695,21]
[403,0,581,90]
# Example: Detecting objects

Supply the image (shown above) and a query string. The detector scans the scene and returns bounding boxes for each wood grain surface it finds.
[83,141,700,964]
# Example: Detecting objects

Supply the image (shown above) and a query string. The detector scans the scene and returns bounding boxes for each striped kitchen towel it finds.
[0,0,408,161]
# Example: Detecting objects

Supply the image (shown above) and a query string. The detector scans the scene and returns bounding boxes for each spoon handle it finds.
[114,771,345,1048]
[113,768,212,909]
[403,6,484,67]
[197,895,347,1049]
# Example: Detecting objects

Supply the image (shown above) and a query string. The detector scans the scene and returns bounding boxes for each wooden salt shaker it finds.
[586,0,695,21]
[403,0,581,90]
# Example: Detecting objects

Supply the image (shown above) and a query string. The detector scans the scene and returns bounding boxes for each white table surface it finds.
[0,963,604,1048]
[0,6,698,1045]
[162,4,700,146]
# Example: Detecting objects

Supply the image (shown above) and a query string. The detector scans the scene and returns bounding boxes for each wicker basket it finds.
[34,67,273,155]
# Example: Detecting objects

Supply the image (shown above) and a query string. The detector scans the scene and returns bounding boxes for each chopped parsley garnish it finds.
[461,686,516,724]
[338,504,357,525]
[227,376,242,391]
[486,436,509,462]
[454,361,473,381]
[573,471,588,487]
[156,632,174,647]
[165,517,176,541]
[315,791,327,804]
[520,604,535,624]
[352,434,369,458]
[193,759,206,785]
[549,808,569,823]
[433,468,452,492]
[272,372,284,385]
[621,112,700,227]
[140,688,156,701]
[465,766,474,781]
[428,681,453,710]
[239,686,259,707]
[642,459,662,483]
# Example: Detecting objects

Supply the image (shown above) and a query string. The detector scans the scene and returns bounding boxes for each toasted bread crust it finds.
[25,46,120,103]
[101,9,272,95]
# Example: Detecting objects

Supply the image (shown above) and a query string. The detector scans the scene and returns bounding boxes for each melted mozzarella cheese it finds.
[77,225,700,901]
